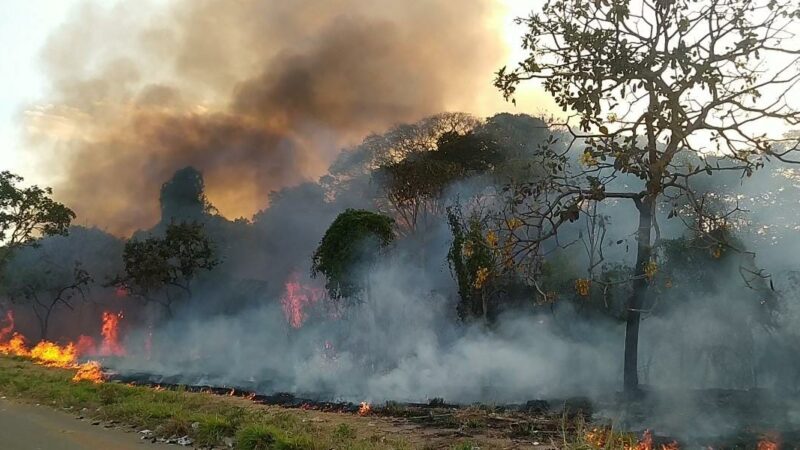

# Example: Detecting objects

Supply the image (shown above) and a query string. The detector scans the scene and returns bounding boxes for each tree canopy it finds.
[0,171,75,267]
[116,222,218,316]
[311,209,395,300]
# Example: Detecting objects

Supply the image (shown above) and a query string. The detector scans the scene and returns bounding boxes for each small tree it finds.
[311,209,395,301]
[0,171,75,267]
[447,207,498,322]
[1,259,90,341]
[115,222,218,317]
[496,0,800,393]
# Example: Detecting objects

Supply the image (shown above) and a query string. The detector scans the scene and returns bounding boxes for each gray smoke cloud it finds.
[25,0,508,234]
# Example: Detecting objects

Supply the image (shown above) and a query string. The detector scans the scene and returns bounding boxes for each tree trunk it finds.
[623,196,654,394]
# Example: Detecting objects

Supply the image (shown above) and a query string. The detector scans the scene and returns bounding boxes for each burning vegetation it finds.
[0,309,122,384]
[3,0,800,448]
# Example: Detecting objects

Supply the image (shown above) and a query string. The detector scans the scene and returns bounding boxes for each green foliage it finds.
[311,209,394,300]
[446,207,496,321]
[0,171,75,266]
[376,157,463,208]
[117,222,218,314]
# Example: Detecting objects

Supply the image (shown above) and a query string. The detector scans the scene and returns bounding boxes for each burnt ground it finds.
[113,372,800,448]
[593,387,800,448]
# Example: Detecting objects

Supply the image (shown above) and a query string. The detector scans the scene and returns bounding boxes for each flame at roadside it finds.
[0,309,120,383]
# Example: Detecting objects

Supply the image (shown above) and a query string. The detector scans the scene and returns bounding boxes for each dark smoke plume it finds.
[25,0,508,234]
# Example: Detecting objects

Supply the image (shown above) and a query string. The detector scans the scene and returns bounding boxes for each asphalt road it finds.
[0,397,174,450]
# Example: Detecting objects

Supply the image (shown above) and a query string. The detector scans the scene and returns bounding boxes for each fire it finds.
[0,309,105,383]
[0,310,14,340]
[72,361,104,383]
[280,272,326,328]
[586,428,678,450]
[358,401,371,416]
[758,433,781,450]
[75,335,97,356]
[629,430,679,450]
[637,429,654,450]
[99,311,125,356]
[0,333,29,356]
[30,341,77,367]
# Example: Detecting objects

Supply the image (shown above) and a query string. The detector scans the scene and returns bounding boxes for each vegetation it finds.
[447,207,498,322]
[0,356,568,449]
[0,171,75,268]
[159,166,216,223]
[312,209,395,300]
[114,222,218,316]
[0,356,415,449]
[1,262,91,340]
[496,0,800,393]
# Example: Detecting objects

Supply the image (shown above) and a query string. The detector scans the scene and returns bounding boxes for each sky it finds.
[0,0,84,174]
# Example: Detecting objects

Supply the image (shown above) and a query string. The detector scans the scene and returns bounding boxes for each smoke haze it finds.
[25,0,510,234]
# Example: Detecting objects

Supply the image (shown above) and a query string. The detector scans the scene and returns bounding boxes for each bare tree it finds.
[2,260,91,341]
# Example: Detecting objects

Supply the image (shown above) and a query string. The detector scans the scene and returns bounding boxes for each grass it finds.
[0,355,626,449]
[0,356,413,450]
[559,415,639,450]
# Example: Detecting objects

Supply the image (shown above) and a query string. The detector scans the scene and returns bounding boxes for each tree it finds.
[1,260,90,341]
[447,207,499,322]
[0,171,75,268]
[159,167,215,223]
[115,222,218,317]
[311,209,394,301]
[496,0,800,393]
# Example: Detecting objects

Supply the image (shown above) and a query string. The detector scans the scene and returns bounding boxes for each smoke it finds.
[112,245,622,404]
[23,0,508,235]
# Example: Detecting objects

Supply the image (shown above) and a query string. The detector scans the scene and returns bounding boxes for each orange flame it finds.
[99,311,125,356]
[0,310,14,340]
[281,272,325,328]
[0,333,29,357]
[758,433,781,450]
[358,401,371,416]
[72,361,104,383]
[0,310,105,383]
[30,341,77,367]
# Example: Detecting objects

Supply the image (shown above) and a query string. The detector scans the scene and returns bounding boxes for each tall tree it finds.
[0,171,75,268]
[159,167,215,223]
[496,0,800,393]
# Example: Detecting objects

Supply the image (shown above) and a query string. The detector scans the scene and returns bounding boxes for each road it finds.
[0,397,174,450]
